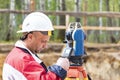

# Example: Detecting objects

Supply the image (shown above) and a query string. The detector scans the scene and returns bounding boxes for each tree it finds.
[99,0,102,29]
[6,0,15,41]
[106,0,112,27]
[57,0,66,41]
[39,0,45,11]
[75,0,81,22]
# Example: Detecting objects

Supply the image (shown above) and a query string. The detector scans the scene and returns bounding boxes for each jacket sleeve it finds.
[48,65,67,80]
[22,58,66,80]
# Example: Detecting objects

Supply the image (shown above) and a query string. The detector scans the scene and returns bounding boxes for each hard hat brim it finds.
[17,30,27,33]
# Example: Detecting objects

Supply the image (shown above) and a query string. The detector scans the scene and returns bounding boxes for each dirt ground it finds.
[0,53,7,80]
[0,43,120,80]
[85,50,120,80]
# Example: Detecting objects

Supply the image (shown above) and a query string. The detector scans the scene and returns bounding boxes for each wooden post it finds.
[30,0,35,11]
[65,14,70,29]
[83,0,87,26]
[83,0,88,39]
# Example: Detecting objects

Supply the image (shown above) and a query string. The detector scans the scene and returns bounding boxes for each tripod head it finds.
[62,22,86,66]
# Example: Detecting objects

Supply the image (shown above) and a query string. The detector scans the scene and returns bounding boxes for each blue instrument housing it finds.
[72,28,85,56]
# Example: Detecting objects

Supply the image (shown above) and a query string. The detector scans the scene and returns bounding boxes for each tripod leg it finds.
[87,74,92,80]
[65,78,71,80]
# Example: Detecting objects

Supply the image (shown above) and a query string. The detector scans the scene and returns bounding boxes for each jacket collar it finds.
[15,40,42,63]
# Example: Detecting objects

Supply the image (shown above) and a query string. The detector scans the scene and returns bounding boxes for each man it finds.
[2,12,69,80]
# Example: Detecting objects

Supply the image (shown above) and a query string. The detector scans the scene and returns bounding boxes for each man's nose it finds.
[43,43,48,49]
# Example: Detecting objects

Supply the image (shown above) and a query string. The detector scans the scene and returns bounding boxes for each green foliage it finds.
[0,13,9,40]
[87,31,109,43]
[50,30,62,42]
[87,32,96,43]
[44,0,57,11]
[99,32,110,43]
[15,0,22,10]
[0,0,10,41]
[0,0,10,8]
[86,0,99,11]
[87,31,120,43]
[66,0,75,11]
[87,17,99,26]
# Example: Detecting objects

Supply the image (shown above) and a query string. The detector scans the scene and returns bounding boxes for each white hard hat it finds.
[17,12,54,33]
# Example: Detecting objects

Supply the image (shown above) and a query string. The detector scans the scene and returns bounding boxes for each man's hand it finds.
[56,58,69,71]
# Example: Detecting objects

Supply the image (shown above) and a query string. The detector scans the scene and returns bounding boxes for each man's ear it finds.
[27,33,33,40]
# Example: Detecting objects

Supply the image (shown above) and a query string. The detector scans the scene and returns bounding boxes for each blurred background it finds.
[0,0,120,80]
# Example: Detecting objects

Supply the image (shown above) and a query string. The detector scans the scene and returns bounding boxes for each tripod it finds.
[65,56,91,80]
[65,66,88,80]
